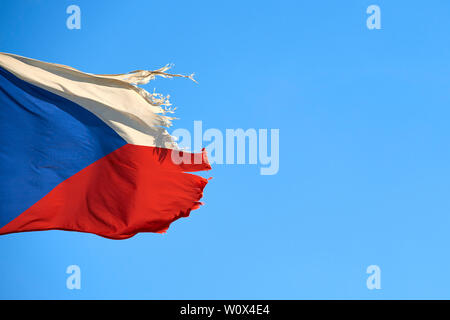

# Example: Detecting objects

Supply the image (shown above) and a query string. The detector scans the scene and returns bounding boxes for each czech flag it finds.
[0,53,210,239]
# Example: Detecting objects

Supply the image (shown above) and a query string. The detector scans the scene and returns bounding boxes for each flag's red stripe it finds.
[0,144,211,239]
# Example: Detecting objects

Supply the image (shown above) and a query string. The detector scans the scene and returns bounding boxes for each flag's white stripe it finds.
[0,53,179,149]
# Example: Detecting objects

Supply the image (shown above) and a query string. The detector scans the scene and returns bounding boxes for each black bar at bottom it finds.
[1,300,447,318]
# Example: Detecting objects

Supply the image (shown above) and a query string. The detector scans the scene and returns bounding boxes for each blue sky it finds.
[1,0,450,299]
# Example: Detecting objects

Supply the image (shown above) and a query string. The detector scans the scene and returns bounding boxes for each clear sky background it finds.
[1,0,450,299]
